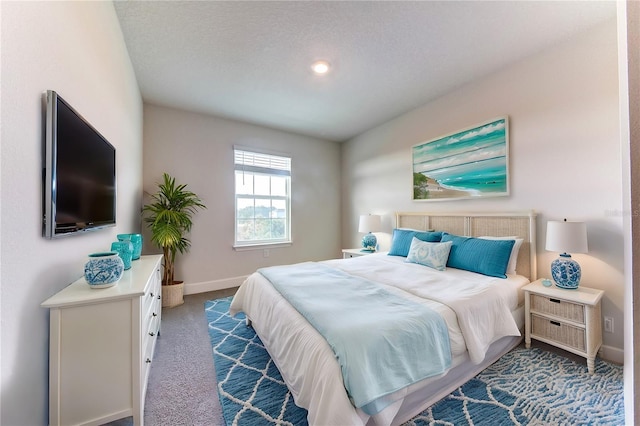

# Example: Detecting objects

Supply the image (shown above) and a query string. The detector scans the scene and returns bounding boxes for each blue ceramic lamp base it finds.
[551,253,581,289]
[361,233,377,252]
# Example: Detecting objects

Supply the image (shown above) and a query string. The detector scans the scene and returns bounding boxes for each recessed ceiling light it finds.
[311,60,330,75]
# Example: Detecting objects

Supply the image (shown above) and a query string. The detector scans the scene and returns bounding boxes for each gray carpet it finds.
[107,289,234,426]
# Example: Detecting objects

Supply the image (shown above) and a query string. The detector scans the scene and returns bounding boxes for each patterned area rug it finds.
[205,297,624,426]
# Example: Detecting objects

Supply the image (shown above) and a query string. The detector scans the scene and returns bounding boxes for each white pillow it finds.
[479,236,523,275]
[405,237,453,271]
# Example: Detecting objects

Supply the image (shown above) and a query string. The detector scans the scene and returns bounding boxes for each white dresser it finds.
[42,254,163,426]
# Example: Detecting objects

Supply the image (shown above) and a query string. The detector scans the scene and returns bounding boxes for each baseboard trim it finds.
[599,344,624,364]
[184,276,248,295]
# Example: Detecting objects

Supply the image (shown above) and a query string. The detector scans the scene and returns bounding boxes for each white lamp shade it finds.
[545,220,588,254]
[358,215,381,233]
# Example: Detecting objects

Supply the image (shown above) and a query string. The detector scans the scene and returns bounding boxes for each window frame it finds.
[233,147,292,249]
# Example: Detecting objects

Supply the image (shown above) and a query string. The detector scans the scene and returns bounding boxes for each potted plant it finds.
[143,173,206,307]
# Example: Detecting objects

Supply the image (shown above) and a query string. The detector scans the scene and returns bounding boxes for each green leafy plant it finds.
[143,173,206,286]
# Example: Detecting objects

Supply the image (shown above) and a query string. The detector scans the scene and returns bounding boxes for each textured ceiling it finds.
[114,1,616,142]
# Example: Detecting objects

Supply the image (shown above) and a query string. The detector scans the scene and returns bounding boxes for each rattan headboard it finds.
[396,211,537,281]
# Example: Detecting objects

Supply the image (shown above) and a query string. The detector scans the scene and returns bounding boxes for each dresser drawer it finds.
[144,290,160,324]
[144,303,160,331]
[142,313,159,381]
[531,293,585,324]
[141,336,154,390]
[143,314,160,350]
[143,270,162,318]
[531,314,586,351]
[143,285,158,316]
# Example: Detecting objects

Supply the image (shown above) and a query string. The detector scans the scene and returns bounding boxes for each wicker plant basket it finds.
[162,282,184,308]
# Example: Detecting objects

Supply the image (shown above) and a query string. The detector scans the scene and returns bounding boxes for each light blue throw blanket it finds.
[258,262,451,414]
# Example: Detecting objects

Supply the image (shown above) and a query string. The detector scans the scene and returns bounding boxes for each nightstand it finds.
[342,248,375,259]
[523,279,604,374]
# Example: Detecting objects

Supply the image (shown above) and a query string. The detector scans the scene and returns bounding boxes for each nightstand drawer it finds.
[531,294,585,324]
[531,314,586,351]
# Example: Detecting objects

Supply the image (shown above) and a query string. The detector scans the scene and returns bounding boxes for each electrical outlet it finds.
[604,316,614,333]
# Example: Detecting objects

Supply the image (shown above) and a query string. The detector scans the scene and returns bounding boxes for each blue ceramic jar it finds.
[84,252,124,288]
[130,233,143,260]
[111,240,133,270]
[118,233,142,261]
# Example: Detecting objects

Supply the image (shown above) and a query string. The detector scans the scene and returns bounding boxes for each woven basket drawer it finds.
[531,314,585,351]
[531,294,585,324]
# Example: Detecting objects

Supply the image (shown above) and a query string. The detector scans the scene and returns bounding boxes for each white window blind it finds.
[234,150,291,176]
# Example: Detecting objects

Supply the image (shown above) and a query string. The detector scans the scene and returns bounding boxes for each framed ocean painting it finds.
[412,117,509,201]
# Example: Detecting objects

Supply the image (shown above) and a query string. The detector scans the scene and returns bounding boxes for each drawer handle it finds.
[549,298,561,304]
[550,320,561,327]
[157,295,161,300]
[149,332,155,337]
[146,358,151,364]
[150,292,154,298]
[152,312,157,317]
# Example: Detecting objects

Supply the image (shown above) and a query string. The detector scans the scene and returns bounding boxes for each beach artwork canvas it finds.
[412,117,509,201]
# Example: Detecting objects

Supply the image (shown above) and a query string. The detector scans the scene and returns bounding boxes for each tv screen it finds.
[43,90,116,238]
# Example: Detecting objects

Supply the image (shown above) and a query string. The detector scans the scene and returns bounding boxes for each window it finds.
[234,148,291,247]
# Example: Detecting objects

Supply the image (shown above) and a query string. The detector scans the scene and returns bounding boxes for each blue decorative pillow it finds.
[479,236,524,275]
[388,229,443,257]
[405,238,453,271]
[440,233,515,278]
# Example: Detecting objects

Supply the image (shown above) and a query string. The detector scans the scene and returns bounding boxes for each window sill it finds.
[233,242,292,252]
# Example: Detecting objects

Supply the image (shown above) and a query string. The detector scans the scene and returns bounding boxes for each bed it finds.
[230,211,537,425]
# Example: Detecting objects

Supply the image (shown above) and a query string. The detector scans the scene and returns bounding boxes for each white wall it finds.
[143,105,341,293]
[0,2,143,424]
[619,0,640,423]
[342,19,624,358]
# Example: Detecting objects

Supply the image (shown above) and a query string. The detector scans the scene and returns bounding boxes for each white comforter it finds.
[230,253,528,425]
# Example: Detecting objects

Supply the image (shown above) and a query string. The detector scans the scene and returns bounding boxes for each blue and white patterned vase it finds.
[111,240,133,270]
[130,233,143,260]
[84,252,124,289]
[551,253,581,289]
[361,232,377,252]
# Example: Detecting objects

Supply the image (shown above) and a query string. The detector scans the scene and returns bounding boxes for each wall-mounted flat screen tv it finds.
[43,90,116,238]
